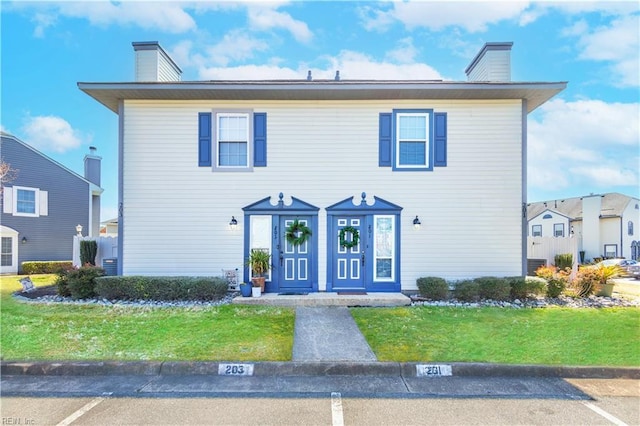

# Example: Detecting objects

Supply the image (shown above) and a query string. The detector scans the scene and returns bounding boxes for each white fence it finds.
[527,236,579,266]
[72,236,118,268]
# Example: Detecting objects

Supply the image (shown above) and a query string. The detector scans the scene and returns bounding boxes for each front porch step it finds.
[231,292,411,307]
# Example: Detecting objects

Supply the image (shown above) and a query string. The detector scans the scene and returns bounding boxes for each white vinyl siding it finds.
[121,99,523,286]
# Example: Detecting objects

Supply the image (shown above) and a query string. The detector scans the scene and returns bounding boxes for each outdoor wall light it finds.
[21,237,27,244]
[413,215,421,230]
[229,216,238,230]
[75,224,83,236]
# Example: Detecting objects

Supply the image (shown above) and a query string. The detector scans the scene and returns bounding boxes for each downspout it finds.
[620,216,623,258]
[521,99,528,276]
[117,100,124,275]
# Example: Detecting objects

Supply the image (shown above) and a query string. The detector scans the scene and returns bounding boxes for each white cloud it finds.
[570,14,640,87]
[198,49,444,81]
[21,116,83,153]
[12,1,197,36]
[205,30,270,67]
[528,98,639,192]
[385,37,419,64]
[247,4,313,43]
[361,1,531,33]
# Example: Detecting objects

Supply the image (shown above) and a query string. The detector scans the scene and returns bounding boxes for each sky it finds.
[1,0,639,222]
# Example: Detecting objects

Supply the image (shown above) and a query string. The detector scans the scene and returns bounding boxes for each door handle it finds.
[361,251,365,265]
[280,253,284,267]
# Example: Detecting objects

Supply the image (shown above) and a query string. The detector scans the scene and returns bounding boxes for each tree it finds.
[0,158,18,197]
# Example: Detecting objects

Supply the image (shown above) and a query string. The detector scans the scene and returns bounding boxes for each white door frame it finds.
[0,225,19,274]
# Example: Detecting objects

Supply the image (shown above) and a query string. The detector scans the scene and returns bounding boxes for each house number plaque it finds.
[218,363,254,376]
[416,364,452,377]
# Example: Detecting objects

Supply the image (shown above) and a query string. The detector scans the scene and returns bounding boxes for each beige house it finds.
[527,192,640,265]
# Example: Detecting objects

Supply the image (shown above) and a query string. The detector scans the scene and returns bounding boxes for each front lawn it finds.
[3,275,639,366]
[351,306,640,366]
[0,275,295,361]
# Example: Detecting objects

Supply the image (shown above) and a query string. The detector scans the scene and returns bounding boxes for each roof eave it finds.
[78,81,567,114]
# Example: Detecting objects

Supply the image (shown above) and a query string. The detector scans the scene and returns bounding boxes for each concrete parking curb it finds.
[2,361,638,379]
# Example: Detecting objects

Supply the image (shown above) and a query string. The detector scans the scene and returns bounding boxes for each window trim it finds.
[553,223,564,237]
[212,110,254,172]
[373,215,395,282]
[13,186,39,217]
[532,224,542,237]
[392,109,433,171]
[604,244,617,258]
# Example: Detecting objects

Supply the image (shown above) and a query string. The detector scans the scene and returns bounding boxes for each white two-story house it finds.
[79,41,565,293]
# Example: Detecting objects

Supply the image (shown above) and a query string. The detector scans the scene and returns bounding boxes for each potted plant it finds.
[239,282,252,297]
[246,249,271,293]
[595,264,624,297]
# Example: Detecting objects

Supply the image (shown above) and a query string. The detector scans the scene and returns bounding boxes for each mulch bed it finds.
[16,285,58,299]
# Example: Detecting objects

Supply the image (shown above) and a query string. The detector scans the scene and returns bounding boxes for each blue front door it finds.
[331,216,367,291]
[277,216,314,292]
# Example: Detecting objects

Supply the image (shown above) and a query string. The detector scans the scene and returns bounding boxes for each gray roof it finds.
[527,193,638,221]
[78,79,567,114]
[0,131,103,194]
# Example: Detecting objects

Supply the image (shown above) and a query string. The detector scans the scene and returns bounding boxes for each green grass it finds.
[351,306,640,366]
[3,275,639,366]
[0,275,295,361]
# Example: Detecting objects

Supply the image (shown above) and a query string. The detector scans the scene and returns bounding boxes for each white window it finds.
[6,186,48,217]
[216,113,249,169]
[1,237,12,267]
[374,215,395,281]
[553,223,564,237]
[395,112,431,170]
[532,225,542,237]
[604,244,617,258]
[250,215,271,281]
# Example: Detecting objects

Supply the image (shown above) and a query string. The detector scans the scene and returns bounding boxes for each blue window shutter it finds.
[254,112,267,167]
[198,112,212,167]
[434,112,447,167]
[379,113,392,167]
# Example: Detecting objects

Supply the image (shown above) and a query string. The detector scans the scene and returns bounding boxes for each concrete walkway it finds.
[292,307,377,362]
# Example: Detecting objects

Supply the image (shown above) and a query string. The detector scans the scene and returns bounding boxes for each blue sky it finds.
[2,1,639,222]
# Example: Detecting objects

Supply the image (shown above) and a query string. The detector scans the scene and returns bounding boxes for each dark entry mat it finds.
[278,292,308,296]
[338,292,367,295]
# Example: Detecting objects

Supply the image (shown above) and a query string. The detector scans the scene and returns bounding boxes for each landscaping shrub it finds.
[22,261,74,274]
[55,270,71,297]
[94,276,228,301]
[80,240,98,266]
[454,280,479,302]
[507,276,546,300]
[60,266,105,299]
[535,265,569,298]
[474,276,511,301]
[554,253,574,270]
[571,267,601,297]
[416,277,449,300]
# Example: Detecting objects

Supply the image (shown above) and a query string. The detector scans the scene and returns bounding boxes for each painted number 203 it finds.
[218,363,254,376]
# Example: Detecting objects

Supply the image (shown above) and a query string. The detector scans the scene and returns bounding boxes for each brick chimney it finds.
[465,42,513,82]
[132,41,182,82]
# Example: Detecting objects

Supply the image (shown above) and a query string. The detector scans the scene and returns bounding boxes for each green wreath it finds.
[285,219,312,246]
[339,226,360,249]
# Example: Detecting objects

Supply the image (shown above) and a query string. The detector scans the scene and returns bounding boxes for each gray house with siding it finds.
[0,132,102,274]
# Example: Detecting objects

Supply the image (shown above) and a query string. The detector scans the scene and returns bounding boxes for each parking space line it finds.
[56,397,105,426]
[582,402,628,426]
[331,392,344,426]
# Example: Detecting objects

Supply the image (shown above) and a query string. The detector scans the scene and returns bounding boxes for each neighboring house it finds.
[100,218,118,236]
[78,41,565,293]
[0,132,102,274]
[527,193,640,264]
